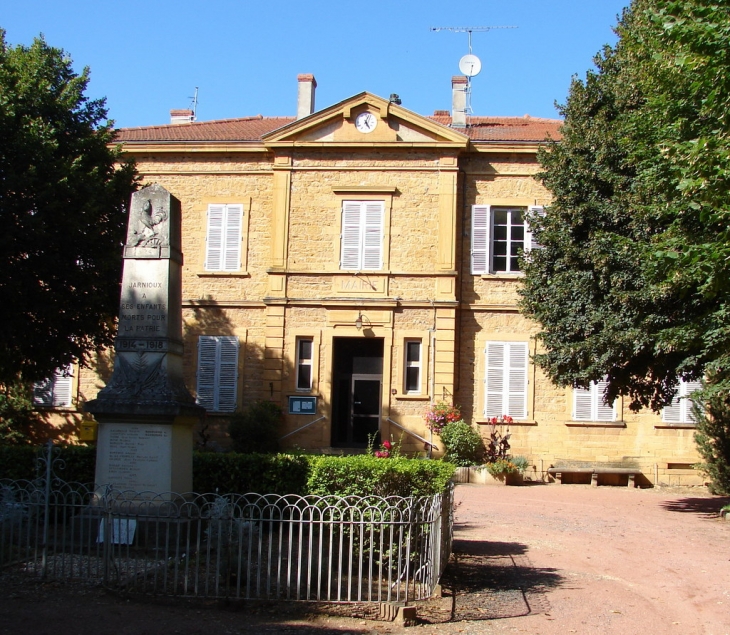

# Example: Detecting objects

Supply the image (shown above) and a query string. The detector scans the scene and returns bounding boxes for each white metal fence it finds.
[0,452,453,603]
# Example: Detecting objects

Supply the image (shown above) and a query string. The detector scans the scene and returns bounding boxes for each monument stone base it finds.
[94,416,197,495]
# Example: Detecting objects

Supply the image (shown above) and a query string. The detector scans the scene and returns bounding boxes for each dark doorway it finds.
[331,337,383,447]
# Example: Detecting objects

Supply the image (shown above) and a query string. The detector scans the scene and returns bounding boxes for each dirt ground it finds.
[1,483,729,635]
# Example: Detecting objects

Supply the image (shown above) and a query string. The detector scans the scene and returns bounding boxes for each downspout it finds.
[429,298,437,458]
[457,164,468,396]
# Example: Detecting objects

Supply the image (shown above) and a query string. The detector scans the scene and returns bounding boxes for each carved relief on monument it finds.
[127,198,169,249]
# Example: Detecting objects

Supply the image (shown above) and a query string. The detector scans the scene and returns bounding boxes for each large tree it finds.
[0,31,137,386]
[519,0,730,491]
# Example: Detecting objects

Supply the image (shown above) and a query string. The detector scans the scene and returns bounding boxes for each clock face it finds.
[355,112,377,133]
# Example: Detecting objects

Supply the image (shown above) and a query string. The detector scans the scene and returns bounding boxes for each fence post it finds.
[40,441,53,579]
[102,486,113,586]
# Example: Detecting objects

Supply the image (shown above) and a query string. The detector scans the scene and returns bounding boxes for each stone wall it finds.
[56,137,705,486]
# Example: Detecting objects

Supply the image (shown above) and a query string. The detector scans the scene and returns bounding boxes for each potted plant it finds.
[481,417,528,485]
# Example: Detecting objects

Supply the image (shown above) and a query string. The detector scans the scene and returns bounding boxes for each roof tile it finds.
[115,113,561,143]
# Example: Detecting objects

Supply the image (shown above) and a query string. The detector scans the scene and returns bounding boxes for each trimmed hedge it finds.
[193,452,310,495]
[0,444,96,483]
[0,445,37,480]
[306,455,455,498]
[0,446,455,498]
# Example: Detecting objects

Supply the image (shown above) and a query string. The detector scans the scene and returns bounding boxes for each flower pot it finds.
[452,467,471,483]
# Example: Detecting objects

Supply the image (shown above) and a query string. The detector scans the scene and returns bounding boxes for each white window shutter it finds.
[51,367,74,407]
[216,336,239,412]
[662,394,682,423]
[196,336,239,412]
[340,202,363,269]
[362,202,384,270]
[573,379,616,421]
[205,205,225,271]
[485,342,528,419]
[573,387,594,421]
[223,204,243,271]
[683,380,702,423]
[484,343,505,417]
[594,379,616,422]
[196,336,218,410]
[526,206,546,251]
[33,378,54,407]
[33,366,73,408]
[507,343,528,418]
[471,205,490,274]
[664,379,703,423]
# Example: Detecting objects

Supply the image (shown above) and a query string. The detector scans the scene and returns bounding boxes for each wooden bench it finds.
[547,466,640,488]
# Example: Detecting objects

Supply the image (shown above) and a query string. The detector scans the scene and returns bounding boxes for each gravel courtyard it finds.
[1,483,728,635]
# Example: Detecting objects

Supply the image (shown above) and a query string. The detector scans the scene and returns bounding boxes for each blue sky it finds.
[1,0,628,129]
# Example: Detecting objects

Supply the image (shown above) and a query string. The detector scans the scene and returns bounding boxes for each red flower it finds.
[382,440,392,449]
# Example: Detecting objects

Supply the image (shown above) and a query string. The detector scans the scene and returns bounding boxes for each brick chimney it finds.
[451,76,468,128]
[170,109,194,125]
[297,74,317,119]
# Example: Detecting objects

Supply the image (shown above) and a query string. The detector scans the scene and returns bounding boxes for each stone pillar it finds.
[86,184,203,495]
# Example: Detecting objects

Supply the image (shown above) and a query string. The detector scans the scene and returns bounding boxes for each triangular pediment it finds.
[262,92,468,147]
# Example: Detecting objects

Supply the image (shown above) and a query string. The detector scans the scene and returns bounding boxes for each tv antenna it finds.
[430,26,517,115]
[188,87,199,121]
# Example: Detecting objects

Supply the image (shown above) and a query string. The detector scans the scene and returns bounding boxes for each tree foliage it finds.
[0,383,41,444]
[520,1,730,413]
[694,394,730,495]
[0,30,136,385]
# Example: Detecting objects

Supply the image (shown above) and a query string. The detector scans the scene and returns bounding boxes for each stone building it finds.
[38,75,702,486]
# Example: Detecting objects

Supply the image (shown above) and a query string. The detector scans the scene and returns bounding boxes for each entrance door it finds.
[331,337,383,447]
[351,375,381,446]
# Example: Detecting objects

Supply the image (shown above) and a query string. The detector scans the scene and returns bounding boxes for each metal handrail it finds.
[385,417,439,451]
[279,415,327,441]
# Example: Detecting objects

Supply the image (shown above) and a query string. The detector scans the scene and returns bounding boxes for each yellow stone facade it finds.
[45,90,702,486]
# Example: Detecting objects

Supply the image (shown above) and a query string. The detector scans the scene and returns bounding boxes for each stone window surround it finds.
[572,379,618,423]
[331,186,394,273]
[286,329,322,395]
[470,199,544,276]
[32,364,76,410]
[197,199,250,275]
[474,334,536,424]
[394,331,430,400]
[195,334,240,413]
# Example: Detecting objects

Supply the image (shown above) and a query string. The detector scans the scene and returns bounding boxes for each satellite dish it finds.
[458,53,482,77]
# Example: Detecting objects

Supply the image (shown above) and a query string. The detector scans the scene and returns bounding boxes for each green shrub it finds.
[193,452,310,495]
[53,445,96,483]
[0,445,38,480]
[228,400,283,454]
[0,444,96,482]
[486,458,519,476]
[511,455,531,475]
[307,455,455,498]
[439,421,484,466]
[694,392,730,495]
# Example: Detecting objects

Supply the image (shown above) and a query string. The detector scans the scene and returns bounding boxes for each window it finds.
[471,205,543,274]
[205,204,243,271]
[33,366,74,408]
[484,342,528,418]
[662,379,702,424]
[296,338,313,391]
[404,339,422,394]
[572,380,616,422]
[196,336,239,412]
[340,201,384,270]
